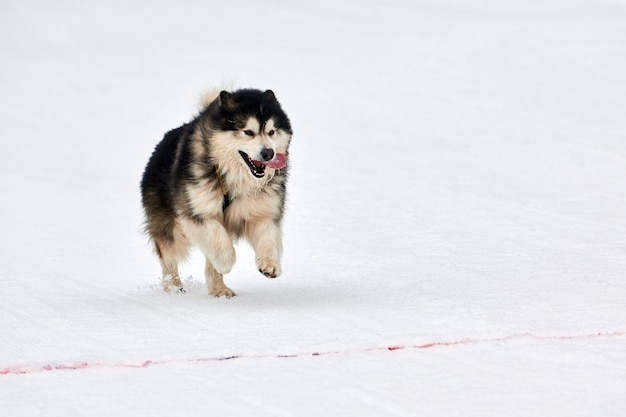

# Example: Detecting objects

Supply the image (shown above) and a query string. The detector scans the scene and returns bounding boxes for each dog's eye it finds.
[243,130,255,137]
[268,130,275,137]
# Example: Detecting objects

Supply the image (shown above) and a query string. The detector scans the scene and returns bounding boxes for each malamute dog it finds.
[141,88,292,297]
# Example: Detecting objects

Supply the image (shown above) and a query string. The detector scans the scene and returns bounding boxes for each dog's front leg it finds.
[205,260,236,298]
[246,219,283,278]
[181,218,236,274]
[180,218,237,296]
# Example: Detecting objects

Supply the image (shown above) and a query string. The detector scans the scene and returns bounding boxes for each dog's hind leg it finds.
[245,220,283,278]
[205,260,236,298]
[159,255,183,293]
[153,225,189,293]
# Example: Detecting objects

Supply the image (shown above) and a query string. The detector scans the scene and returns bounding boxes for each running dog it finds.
[141,88,292,297]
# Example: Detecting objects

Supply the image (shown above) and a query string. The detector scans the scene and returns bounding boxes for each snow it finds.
[1,0,626,415]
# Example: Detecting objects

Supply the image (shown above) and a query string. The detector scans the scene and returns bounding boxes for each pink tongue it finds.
[264,153,287,169]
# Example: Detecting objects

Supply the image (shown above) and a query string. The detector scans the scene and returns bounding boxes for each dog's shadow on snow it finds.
[138,275,354,310]
[232,283,351,310]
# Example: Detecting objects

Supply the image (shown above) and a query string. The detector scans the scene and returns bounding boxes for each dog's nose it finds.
[260,148,274,162]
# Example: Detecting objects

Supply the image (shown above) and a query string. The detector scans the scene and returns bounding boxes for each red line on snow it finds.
[1,331,623,376]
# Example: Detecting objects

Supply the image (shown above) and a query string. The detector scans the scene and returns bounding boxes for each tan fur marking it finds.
[225,189,281,226]
[154,224,189,292]
[243,119,260,136]
[185,181,223,218]
[244,219,283,278]
[189,129,209,179]
[205,261,236,298]
[179,217,236,275]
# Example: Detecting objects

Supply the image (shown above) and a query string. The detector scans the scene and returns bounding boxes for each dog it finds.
[140,88,292,297]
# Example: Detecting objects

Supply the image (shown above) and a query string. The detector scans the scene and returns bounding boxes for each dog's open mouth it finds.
[238,151,288,178]
[239,151,267,178]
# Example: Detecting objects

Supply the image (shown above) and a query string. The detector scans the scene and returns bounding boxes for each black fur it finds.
[204,89,293,134]
[140,123,194,243]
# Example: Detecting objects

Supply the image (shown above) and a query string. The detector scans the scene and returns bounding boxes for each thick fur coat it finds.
[141,88,292,297]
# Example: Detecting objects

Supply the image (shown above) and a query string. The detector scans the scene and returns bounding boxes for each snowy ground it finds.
[1,0,626,415]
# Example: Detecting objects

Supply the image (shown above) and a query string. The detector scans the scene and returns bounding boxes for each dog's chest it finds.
[223,188,280,227]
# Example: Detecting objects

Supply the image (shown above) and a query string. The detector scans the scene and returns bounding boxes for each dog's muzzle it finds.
[238,151,287,178]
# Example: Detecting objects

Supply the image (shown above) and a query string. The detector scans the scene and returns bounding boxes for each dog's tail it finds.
[197,81,235,109]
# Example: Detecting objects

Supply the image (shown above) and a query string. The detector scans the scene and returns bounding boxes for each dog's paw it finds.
[163,276,186,293]
[257,258,281,279]
[209,285,236,298]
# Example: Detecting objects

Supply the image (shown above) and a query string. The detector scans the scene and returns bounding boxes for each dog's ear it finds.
[219,91,235,111]
[263,90,276,102]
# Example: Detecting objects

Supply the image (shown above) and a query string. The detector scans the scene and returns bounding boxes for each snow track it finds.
[2,0,626,415]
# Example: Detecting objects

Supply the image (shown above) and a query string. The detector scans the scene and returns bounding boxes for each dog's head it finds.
[204,89,292,179]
